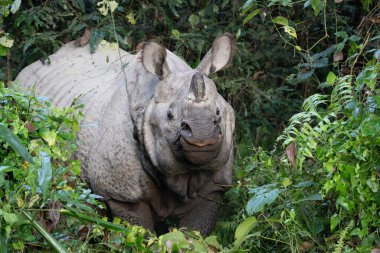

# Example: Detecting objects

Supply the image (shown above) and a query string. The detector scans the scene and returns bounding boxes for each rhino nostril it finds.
[213,116,221,125]
[180,122,192,135]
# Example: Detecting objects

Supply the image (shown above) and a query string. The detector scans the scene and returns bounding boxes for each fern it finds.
[333,220,354,253]
[275,75,356,169]
[330,76,354,112]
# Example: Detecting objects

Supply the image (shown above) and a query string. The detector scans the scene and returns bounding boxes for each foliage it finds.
[0,0,309,148]
[214,1,380,252]
[1,0,380,252]
[219,58,380,251]
[277,59,380,251]
[0,83,224,252]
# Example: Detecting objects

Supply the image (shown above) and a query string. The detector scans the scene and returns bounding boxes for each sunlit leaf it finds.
[310,0,323,16]
[361,117,380,137]
[38,152,52,200]
[243,9,260,25]
[330,214,340,232]
[3,212,20,225]
[272,16,288,26]
[39,128,57,146]
[10,0,21,13]
[326,71,337,85]
[283,26,297,38]
[189,14,200,27]
[247,188,281,215]
[126,12,136,25]
[0,36,13,48]
[234,216,257,248]
[0,123,33,163]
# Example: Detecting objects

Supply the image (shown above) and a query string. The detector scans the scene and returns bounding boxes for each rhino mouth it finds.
[173,124,223,165]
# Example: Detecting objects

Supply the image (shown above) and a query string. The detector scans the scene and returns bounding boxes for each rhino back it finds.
[16,42,153,202]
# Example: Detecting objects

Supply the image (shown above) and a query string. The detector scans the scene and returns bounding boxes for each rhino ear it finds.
[141,41,170,78]
[196,33,236,75]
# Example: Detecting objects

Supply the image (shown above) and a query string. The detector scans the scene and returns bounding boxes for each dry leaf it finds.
[48,201,61,230]
[334,0,343,3]
[371,249,380,253]
[299,241,313,252]
[253,71,264,80]
[369,18,380,24]
[285,142,297,167]
[333,51,343,62]
[25,121,35,133]
[78,225,89,241]
[75,28,91,47]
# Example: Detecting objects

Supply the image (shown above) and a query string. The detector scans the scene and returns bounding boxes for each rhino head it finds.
[140,34,236,178]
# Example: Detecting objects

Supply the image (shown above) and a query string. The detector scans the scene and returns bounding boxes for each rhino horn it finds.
[190,72,205,102]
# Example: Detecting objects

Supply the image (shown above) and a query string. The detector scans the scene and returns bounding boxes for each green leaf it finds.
[0,0,12,6]
[0,232,7,253]
[272,16,288,26]
[61,207,126,232]
[0,123,33,163]
[3,212,20,225]
[234,216,257,248]
[281,177,291,187]
[243,9,260,25]
[38,152,52,200]
[39,128,57,146]
[108,1,118,13]
[361,117,380,137]
[289,209,296,219]
[366,179,378,193]
[326,71,337,85]
[246,188,280,215]
[302,193,323,201]
[0,36,13,48]
[330,214,341,232]
[0,45,9,56]
[126,12,137,25]
[205,235,221,250]
[287,69,315,84]
[171,29,181,39]
[22,211,68,253]
[213,4,219,13]
[161,231,188,249]
[189,14,200,27]
[374,49,380,59]
[283,26,297,38]
[0,166,17,173]
[335,31,348,39]
[310,0,323,16]
[192,240,208,252]
[10,0,21,13]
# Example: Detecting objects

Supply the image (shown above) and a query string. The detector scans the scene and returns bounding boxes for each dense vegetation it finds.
[1,0,379,252]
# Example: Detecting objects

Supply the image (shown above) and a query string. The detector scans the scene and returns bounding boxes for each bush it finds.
[1,0,380,252]
[219,43,380,253]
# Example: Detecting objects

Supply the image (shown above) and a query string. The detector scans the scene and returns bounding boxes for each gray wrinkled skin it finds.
[16,33,236,235]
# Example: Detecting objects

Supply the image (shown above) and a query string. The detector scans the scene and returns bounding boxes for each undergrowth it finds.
[1,0,380,252]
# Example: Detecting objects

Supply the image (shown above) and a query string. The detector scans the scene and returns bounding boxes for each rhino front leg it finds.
[178,192,223,236]
[106,199,154,231]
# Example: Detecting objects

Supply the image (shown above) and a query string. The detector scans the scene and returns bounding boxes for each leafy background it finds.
[0,0,379,252]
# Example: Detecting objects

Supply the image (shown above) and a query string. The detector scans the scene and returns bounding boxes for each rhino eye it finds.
[216,108,220,115]
[167,111,174,120]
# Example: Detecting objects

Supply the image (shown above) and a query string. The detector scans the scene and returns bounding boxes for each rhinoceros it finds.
[16,33,236,235]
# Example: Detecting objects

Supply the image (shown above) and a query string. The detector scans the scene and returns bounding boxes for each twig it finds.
[5,51,11,87]
[350,32,371,75]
